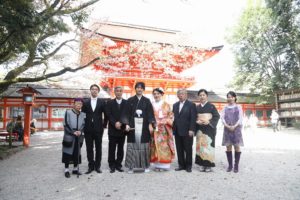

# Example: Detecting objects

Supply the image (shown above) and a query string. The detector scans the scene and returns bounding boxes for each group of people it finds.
[62,82,244,178]
[6,115,24,141]
[6,116,37,142]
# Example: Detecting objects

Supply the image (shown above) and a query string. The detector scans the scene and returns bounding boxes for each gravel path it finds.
[0,128,299,200]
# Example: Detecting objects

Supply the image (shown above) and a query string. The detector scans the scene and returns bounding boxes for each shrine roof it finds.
[187,90,227,103]
[187,90,262,104]
[275,88,300,94]
[1,84,109,99]
[82,22,223,49]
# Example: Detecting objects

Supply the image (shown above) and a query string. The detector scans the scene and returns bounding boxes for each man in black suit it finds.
[173,89,197,173]
[82,84,106,174]
[105,86,127,173]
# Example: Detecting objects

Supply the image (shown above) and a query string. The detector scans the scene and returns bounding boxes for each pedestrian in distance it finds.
[270,109,279,132]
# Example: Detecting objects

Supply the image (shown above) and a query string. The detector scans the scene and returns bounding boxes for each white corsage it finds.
[136,109,142,117]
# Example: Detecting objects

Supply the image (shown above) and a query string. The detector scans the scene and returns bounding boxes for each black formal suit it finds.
[105,98,127,170]
[82,98,106,170]
[173,100,197,170]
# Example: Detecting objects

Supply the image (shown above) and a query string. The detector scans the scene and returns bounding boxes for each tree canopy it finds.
[0,0,99,94]
[227,0,300,103]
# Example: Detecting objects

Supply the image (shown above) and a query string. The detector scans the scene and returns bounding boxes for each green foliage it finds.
[227,0,300,103]
[0,0,96,63]
[0,0,99,94]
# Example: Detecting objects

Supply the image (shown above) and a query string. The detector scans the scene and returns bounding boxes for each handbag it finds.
[62,133,74,147]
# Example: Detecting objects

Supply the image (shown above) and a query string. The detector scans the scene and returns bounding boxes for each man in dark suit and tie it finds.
[105,86,127,173]
[82,84,106,174]
[173,89,197,172]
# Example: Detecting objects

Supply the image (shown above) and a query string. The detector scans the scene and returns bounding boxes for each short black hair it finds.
[198,89,208,96]
[135,82,145,90]
[90,84,100,91]
[227,91,237,102]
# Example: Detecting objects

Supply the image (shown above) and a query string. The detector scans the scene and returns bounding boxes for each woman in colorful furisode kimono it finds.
[150,88,175,171]
[195,89,220,172]
[221,91,244,173]
[62,98,85,178]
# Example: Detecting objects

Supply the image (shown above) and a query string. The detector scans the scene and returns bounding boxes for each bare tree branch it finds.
[50,0,61,9]
[0,57,99,93]
[40,39,76,60]
[10,57,98,83]
[3,30,61,80]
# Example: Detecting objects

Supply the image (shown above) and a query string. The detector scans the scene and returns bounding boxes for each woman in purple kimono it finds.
[221,91,244,173]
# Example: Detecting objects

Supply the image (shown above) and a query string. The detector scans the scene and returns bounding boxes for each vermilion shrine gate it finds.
[80,22,223,96]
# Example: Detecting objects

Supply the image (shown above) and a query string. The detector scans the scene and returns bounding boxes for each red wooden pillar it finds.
[241,104,245,112]
[16,85,41,147]
[48,99,52,130]
[3,98,7,129]
[263,105,267,121]
[23,105,32,147]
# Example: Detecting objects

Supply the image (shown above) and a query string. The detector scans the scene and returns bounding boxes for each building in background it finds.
[80,22,223,100]
[0,84,109,131]
[188,91,273,127]
[275,88,300,127]
[0,84,273,131]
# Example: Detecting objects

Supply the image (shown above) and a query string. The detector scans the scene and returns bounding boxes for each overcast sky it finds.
[1,0,247,92]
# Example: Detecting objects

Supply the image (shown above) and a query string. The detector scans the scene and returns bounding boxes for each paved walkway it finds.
[0,128,299,200]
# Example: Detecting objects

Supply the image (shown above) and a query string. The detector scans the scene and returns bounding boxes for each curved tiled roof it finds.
[1,84,109,99]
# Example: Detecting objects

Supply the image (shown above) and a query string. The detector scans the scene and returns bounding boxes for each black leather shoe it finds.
[85,168,93,174]
[186,168,192,173]
[115,167,124,172]
[65,171,70,178]
[175,167,185,171]
[72,170,82,175]
[110,168,115,173]
[96,168,102,173]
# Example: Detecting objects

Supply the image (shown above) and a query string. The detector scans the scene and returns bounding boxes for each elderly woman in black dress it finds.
[62,98,86,178]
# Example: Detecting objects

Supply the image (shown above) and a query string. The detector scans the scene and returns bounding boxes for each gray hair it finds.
[114,86,123,91]
[177,89,187,95]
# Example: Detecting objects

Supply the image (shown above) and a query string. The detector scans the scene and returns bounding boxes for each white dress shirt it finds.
[116,99,122,104]
[179,100,186,112]
[91,97,97,111]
